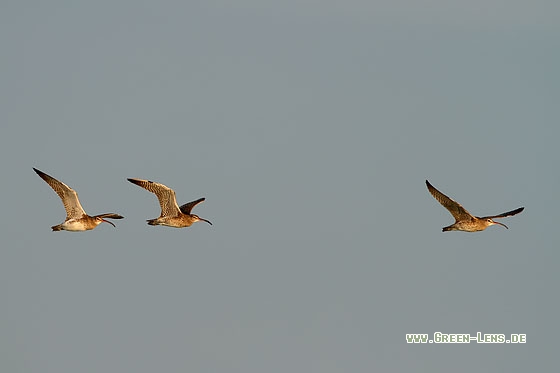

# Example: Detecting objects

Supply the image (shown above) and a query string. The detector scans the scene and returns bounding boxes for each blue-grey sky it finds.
[1,1,559,372]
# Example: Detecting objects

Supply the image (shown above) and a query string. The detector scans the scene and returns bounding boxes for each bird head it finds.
[192,214,212,225]
[95,216,116,227]
[486,218,508,229]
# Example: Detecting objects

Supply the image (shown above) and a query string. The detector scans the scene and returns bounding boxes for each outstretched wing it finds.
[426,180,475,222]
[34,168,86,219]
[127,178,181,217]
[179,198,206,215]
[481,207,524,220]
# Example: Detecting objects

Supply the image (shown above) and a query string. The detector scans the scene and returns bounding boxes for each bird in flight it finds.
[33,168,124,232]
[426,180,523,232]
[127,178,212,228]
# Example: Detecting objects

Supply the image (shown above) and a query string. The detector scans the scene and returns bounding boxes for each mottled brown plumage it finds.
[426,180,523,232]
[33,168,124,232]
[127,178,211,228]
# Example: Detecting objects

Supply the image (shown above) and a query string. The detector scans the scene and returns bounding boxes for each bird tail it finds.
[147,219,158,226]
[51,224,63,231]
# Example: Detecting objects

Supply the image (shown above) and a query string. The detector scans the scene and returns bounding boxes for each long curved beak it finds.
[493,221,508,229]
[101,218,116,227]
[200,218,212,225]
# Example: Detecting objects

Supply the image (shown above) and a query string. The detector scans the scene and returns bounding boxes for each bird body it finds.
[33,168,124,232]
[52,218,99,232]
[426,180,523,232]
[127,178,211,228]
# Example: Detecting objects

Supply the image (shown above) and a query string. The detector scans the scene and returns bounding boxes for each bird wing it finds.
[127,178,181,217]
[480,207,524,220]
[34,168,87,219]
[93,213,125,220]
[179,198,206,215]
[426,180,475,222]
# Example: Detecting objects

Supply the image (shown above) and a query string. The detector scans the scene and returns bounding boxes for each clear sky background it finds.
[1,1,559,372]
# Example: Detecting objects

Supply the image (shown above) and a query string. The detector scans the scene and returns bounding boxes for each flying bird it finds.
[127,178,212,228]
[426,180,523,232]
[33,168,124,231]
